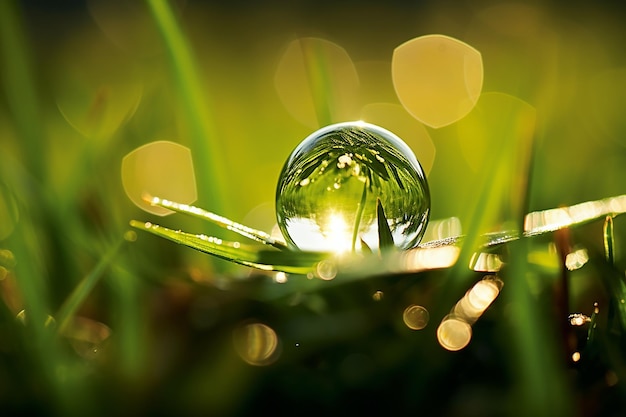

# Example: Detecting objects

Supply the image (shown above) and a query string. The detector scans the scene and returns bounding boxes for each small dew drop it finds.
[372,290,384,301]
[274,272,288,283]
[572,351,581,362]
[568,313,591,326]
[144,222,153,228]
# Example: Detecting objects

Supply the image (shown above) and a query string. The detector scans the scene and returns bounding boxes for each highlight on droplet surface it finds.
[437,316,472,351]
[276,121,430,252]
[121,141,197,216]
[403,304,430,330]
[233,322,280,366]
[568,313,591,326]
[392,34,483,128]
[275,37,359,128]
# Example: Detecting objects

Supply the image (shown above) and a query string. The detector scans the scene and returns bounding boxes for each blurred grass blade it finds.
[147,195,288,250]
[130,220,323,275]
[56,239,124,334]
[587,303,599,344]
[419,194,626,251]
[146,0,225,213]
[376,198,395,251]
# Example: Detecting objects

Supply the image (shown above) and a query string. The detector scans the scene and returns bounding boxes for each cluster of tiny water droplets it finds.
[276,121,430,252]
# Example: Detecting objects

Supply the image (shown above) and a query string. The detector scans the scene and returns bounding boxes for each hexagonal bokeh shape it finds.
[392,34,483,129]
[121,141,197,216]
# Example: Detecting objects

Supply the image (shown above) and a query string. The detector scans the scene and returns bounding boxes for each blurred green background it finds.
[2,0,626,416]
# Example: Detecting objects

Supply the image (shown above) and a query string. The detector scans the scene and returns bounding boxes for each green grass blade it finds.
[146,0,225,213]
[147,195,288,250]
[55,239,124,334]
[130,220,323,275]
[376,198,395,251]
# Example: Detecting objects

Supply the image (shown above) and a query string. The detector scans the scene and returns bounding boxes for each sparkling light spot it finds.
[568,313,591,326]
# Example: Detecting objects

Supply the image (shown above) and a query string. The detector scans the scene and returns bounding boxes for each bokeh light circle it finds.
[233,322,280,366]
[392,34,483,128]
[403,304,430,330]
[437,316,472,351]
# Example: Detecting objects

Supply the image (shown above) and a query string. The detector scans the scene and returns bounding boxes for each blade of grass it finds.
[130,220,323,275]
[146,0,225,214]
[376,198,395,252]
[147,195,288,250]
[55,239,125,334]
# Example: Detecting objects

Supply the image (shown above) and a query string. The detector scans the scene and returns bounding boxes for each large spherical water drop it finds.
[276,121,430,252]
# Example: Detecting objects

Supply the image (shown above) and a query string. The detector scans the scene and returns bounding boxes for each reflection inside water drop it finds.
[276,121,430,252]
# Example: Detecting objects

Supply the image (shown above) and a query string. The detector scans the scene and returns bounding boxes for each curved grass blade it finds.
[129,220,323,275]
[56,239,124,334]
[376,198,395,251]
[147,196,288,250]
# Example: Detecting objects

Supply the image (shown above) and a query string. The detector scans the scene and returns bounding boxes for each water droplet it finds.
[276,121,430,252]
[568,313,591,326]
[372,290,384,301]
